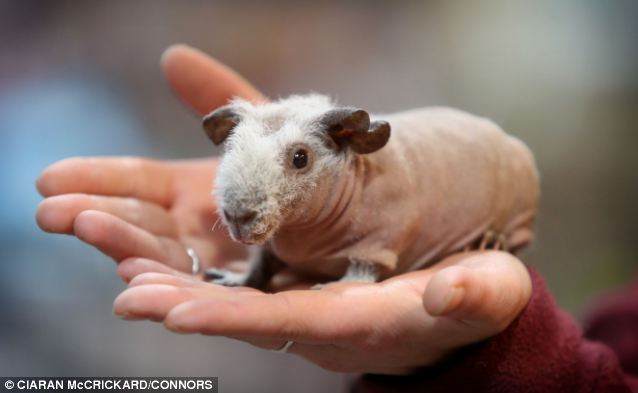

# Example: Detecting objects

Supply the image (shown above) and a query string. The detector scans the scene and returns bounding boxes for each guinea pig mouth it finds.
[228,221,276,245]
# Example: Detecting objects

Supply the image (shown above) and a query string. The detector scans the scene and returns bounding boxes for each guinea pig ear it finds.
[319,108,391,154]
[350,120,391,154]
[202,106,239,145]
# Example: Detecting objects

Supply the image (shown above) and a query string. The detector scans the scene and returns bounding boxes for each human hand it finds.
[36,45,264,272]
[113,250,532,375]
[37,46,532,375]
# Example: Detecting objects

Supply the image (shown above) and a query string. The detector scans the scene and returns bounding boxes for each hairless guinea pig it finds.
[201,94,539,289]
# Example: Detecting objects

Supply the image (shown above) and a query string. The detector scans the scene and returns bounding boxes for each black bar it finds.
[0,378,218,393]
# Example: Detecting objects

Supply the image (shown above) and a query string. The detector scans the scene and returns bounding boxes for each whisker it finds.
[211,217,222,232]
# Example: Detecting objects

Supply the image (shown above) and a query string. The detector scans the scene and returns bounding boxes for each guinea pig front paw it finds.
[204,267,250,287]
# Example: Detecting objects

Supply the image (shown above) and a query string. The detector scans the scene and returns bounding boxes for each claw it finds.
[203,268,249,287]
[479,231,495,250]
[496,234,509,251]
[203,268,225,280]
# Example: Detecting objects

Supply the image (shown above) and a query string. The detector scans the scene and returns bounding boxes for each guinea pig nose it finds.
[223,209,258,225]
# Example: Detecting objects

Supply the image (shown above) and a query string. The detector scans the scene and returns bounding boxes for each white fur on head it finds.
[214,94,349,244]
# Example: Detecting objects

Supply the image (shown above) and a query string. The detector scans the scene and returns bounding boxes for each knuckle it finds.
[271,292,305,337]
[124,157,160,174]
[123,157,149,177]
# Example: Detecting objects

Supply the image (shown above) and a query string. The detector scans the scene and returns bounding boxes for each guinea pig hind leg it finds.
[312,259,379,289]
[339,259,380,283]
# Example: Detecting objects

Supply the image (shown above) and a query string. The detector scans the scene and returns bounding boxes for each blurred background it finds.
[1,0,636,391]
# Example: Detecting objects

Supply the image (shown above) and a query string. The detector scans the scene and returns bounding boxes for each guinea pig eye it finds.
[292,149,308,169]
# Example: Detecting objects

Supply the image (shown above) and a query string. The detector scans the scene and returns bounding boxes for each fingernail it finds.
[435,287,465,315]
[161,44,192,64]
[112,298,131,319]
[113,310,129,319]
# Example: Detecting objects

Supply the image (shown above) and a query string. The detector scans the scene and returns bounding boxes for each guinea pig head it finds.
[202,96,390,245]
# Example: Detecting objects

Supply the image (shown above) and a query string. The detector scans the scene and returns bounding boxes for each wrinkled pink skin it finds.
[268,107,539,280]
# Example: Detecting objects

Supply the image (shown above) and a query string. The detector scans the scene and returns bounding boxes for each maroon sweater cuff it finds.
[353,269,632,393]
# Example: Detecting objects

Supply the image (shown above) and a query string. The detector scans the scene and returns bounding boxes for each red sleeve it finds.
[584,278,638,376]
[352,269,638,393]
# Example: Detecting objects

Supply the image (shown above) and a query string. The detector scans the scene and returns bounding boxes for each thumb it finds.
[423,251,532,332]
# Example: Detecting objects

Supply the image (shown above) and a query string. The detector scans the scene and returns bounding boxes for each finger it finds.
[73,210,191,270]
[113,284,197,321]
[37,157,174,207]
[37,194,177,237]
[127,271,257,293]
[113,281,260,320]
[423,251,532,331]
[161,44,265,115]
[163,286,382,344]
[129,272,210,288]
[118,255,251,285]
[118,260,195,284]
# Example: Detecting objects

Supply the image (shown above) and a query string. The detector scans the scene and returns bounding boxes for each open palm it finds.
[113,250,530,375]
